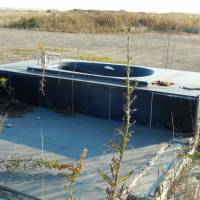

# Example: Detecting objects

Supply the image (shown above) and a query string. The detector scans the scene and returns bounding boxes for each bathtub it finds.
[27,61,154,86]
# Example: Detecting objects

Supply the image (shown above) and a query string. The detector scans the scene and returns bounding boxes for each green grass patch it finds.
[74,54,126,64]
[187,152,200,159]
[7,47,69,56]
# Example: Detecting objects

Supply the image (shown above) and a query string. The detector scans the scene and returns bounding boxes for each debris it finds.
[151,80,174,87]
[181,86,200,90]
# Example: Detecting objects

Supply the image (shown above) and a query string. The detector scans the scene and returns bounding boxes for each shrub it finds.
[6,11,200,34]
[10,16,41,29]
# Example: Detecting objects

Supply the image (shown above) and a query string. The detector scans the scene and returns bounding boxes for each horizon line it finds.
[0,6,200,15]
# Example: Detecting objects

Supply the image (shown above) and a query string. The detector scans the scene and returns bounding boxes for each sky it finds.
[0,0,200,13]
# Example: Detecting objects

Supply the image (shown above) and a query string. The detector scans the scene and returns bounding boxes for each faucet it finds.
[33,52,62,66]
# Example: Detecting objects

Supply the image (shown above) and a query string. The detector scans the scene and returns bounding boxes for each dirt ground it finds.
[0,28,200,72]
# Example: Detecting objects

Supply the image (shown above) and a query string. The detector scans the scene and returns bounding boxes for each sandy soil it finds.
[0,28,200,72]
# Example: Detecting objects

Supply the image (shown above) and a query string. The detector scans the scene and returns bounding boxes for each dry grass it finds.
[0,9,48,27]
[1,9,200,34]
[0,47,69,62]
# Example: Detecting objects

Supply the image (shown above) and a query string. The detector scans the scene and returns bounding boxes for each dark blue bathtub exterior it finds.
[0,69,199,134]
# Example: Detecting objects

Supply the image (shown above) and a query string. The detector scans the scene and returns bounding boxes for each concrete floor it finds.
[0,107,179,199]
